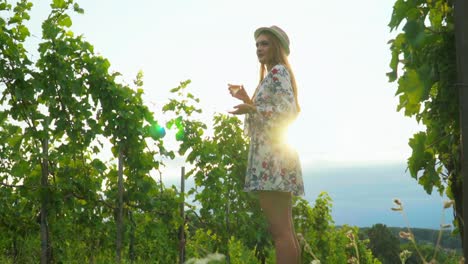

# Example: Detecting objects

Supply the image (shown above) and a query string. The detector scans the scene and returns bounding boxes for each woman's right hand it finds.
[228,84,251,103]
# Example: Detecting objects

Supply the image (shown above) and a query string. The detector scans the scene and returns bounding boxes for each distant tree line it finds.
[359,224,461,264]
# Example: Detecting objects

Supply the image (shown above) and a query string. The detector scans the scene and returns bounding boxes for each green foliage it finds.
[381,227,462,250]
[0,0,178,262]
[364,224,401,264]
[0,0,385,263]
[227,236,260,264]
[388,199,462,263]
[186,229,222,259]
[388,0,462,237]
[400,243,460,264]
[294,193,380,264]
[361,224,463,263]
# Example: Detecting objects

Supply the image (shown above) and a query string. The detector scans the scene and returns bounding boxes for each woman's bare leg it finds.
[258,191,299,264]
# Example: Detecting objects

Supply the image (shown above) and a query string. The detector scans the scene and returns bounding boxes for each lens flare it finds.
[149,123,166,139]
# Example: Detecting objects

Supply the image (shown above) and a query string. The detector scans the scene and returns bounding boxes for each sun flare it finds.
[285,120,302,151]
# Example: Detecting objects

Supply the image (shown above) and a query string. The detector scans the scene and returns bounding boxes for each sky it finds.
[13,0,454,228]
[22,0,424,171]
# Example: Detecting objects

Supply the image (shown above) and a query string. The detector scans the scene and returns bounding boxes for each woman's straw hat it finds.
[254,25,290,55]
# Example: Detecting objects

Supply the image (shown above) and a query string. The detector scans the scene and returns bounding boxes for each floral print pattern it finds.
[244,64,304,196]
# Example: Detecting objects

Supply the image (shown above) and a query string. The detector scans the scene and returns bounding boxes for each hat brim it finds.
[254,27,290,55]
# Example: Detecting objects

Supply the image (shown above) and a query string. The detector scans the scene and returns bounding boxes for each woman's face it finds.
[256,34,272,65]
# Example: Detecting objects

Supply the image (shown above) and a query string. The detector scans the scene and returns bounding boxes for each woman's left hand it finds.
[228,84,251,103]
[229,103,256,115]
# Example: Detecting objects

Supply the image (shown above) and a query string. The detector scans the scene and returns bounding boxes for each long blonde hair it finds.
[257,32,300,112]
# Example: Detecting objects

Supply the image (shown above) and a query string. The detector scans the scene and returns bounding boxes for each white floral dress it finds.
[244,64,304,196]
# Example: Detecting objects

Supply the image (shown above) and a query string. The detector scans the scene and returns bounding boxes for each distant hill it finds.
[358,226,462,251]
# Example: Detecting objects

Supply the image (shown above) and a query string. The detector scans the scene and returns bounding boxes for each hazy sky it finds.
[23,0,424,169]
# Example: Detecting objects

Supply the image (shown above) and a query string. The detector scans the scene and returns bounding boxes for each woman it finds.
[228,25,304,264]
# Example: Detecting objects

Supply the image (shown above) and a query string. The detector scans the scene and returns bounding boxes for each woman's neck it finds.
[266,61,281,72]
[266,64,274,72]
